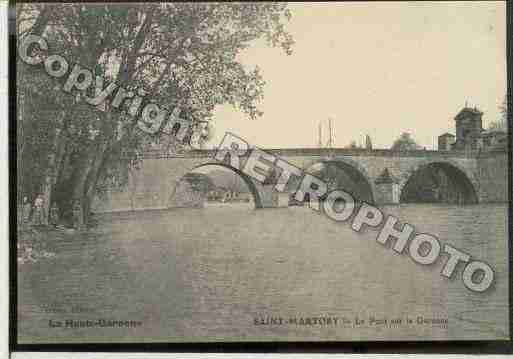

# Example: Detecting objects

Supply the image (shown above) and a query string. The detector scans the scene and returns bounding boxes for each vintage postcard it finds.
[13,1,510,348]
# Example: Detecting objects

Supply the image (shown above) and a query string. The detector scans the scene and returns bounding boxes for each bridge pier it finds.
[374,168,401,205]
[374,182,401,205]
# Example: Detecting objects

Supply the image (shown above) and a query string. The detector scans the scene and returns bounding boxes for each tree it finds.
[488,97,508,131]
[17,3,294,225]
[182,173,215,194]
[391,132,421,151]
[206,169,249,193]
[346,140,359,149]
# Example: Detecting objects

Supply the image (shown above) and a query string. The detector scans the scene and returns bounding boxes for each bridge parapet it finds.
[138,147,492,160]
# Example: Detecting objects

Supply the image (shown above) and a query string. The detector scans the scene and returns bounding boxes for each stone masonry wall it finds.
[475,153,509,203]
[92,150,509,212]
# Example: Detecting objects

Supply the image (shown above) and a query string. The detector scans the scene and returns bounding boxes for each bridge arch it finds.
[400,160,478,204]
[171,162,264,209]
[304,157,377,204]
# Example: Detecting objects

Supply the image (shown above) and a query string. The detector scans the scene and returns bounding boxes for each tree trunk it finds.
[72,148,95,200]
[81,140,109,224]
[41,123,68,224]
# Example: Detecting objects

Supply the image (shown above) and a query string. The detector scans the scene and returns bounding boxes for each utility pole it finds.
[318,118,335,149]
[318,122,323,148]
[324,118,334,148]
[327,118,333,149]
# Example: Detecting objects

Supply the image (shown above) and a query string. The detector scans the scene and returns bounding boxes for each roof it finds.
[375,168,400,185]
[455,107,483,121]
[438,133,455,138]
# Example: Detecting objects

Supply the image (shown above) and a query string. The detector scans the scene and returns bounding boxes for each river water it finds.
[18,203,509,343]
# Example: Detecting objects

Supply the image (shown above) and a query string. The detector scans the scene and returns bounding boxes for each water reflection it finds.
[18,203,508,342]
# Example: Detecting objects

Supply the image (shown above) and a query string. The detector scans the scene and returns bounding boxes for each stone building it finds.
[438,133,455,151]
[478,130,507,150]
[438,106,507,152]
[453,107,484,150]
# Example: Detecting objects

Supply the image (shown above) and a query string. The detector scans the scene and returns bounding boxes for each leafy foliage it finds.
[17,3,294,224]
[391,132,421,151]
[182,173,216,194]
[488,97,508,132]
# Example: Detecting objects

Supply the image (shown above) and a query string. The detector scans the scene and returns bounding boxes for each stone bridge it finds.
[92,148,508,212]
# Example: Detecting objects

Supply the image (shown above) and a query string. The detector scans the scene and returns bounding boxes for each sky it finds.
[208,1,506,150]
